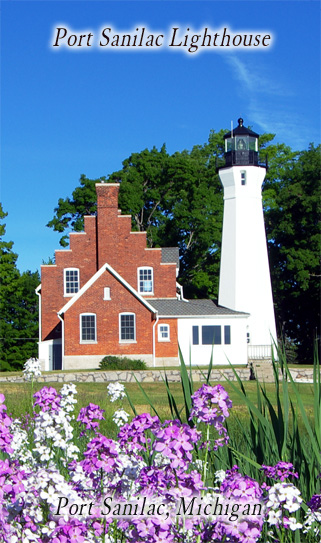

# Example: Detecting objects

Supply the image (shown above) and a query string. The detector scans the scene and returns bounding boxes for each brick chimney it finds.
[96,183,121,269]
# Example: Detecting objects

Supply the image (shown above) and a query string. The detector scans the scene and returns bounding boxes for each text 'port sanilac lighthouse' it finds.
[218,118,277,357]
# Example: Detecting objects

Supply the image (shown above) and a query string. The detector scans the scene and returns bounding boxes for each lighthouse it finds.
[218,118,277,357]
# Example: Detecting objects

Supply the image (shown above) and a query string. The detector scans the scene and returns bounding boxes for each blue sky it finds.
[1,0,320,273]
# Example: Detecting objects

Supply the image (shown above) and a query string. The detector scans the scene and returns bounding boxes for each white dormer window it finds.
[158,324,170,342]
[64,268,79,296]
[138,267,153,294]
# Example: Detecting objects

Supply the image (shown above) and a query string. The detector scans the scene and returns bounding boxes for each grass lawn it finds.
[1,380,315,428]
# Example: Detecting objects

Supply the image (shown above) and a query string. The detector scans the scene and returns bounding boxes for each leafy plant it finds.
[98,355,147,371]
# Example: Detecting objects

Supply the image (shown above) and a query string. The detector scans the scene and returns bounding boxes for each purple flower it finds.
[221,466,263,502]
[189,384,232,425]
[152,420,201,469]
[77,403,105,433]
[33,386,61,411]
[307,493,321,512]
[261,461,299,482]
[0,394,13,454]
[118,413,160,451]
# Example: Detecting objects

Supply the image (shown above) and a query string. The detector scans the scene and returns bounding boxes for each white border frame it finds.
[119,312,136,343]
[137,266,154,295]
[80,313,97,343]
[158,323,170,342]
[64,268,80,297]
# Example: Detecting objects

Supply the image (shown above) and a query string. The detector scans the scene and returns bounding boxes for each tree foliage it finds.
[266,144,321,362]
[0,205,40,371]
[47,130,319,362]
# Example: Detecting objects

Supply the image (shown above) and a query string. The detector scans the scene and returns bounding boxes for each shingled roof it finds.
[161,247,180,268]
[151,298,248,317]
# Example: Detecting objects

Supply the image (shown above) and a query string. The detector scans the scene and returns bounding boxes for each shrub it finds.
[98,355,147,371]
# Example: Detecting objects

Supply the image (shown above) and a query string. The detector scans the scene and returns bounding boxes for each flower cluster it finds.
[23,357,42,381]
[0,393,13,454]
[33,386,61,412]
[77,403,105,433]
[107,382,126,402]
[261,461,299,481]
[303,493,321,539]
[0,381,318,543]
[266,482,303,530]
[189,383,232,450]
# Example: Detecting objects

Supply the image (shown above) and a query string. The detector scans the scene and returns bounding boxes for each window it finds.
[192,326,199,345]
[241,171,246,186]
[202,326,221,345]
[80,314,96,343]
[103,287,111,300]
[120,313,136,342]
[64,268,79,296]
[138,267,153,294]
[158,324,170,342]
[224,325,231,345]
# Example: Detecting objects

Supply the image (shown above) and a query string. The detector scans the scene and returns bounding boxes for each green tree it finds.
[266,144,321,362]
[0,205,40,371]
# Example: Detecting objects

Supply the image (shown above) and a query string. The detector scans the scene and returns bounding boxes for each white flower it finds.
[112,409,130,427]
[267,509,282,526]
[214,469,226,483]
[287,517,303,531]
[107,382,126,402]
[23,358,42,380]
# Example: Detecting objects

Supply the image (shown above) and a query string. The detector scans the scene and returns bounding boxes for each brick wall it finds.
[63,268,154,356]
[41,182,177,344]
[156,319,178,358]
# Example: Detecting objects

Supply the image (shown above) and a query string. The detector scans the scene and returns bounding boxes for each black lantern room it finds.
[223,118,260,167]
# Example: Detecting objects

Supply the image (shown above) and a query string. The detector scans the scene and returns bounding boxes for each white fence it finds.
[248,345,272,360]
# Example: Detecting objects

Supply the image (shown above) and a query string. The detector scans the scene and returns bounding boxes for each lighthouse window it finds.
[249,137,257,151]
[236,137,248,150]
[241,171,246,186]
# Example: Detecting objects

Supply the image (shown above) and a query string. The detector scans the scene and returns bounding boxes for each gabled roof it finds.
[58,263,157,316]
[151,298,249,317]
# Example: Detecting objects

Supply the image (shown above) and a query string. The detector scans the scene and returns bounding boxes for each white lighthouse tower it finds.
[218,118,277,358]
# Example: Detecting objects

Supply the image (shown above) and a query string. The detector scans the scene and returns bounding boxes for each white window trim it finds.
[64,268,80,297]
[158,324,170,342]
[137,266,154,295]
[80,313,97,344]
[119,312,136,343]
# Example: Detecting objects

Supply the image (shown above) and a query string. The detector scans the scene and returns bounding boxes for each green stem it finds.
[197,425,211,543]
[202,424,210,484]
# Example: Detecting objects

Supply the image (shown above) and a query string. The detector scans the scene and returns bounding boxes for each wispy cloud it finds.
[223,55,311,149]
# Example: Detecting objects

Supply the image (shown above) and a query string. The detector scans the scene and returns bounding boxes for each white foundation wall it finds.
[218,166,277,348]
[63,353,154,370]
[178,316,249,366]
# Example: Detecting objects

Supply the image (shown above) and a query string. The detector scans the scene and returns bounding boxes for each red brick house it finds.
[37,182,249,370]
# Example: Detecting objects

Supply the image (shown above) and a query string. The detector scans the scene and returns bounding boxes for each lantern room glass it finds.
[225,136,258,152]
